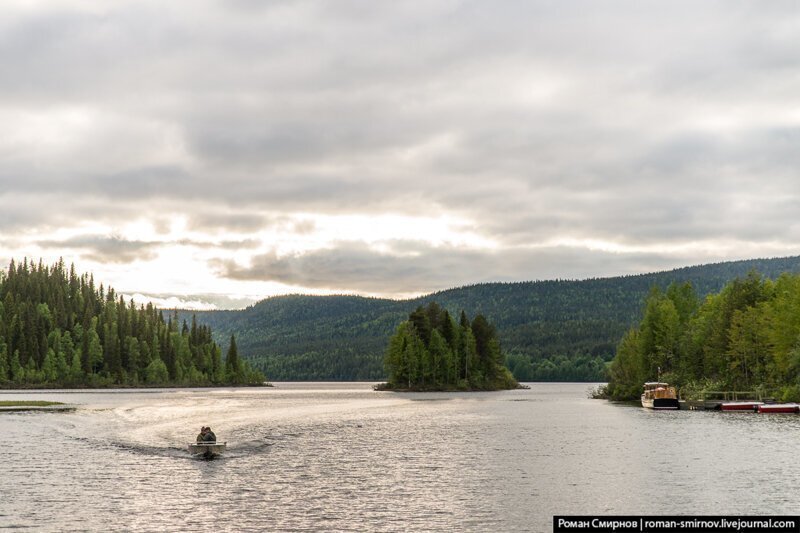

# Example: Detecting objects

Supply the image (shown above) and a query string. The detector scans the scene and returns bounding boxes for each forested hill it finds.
[190,255,800,382]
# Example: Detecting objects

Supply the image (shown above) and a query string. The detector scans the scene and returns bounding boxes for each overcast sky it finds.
[1,1,799,309]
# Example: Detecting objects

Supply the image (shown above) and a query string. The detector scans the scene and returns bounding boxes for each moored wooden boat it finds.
[757,403,799,414]
[641,382,679,410]
[188,441,227,458]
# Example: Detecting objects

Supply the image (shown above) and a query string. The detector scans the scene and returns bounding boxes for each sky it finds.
[1,1,799,309]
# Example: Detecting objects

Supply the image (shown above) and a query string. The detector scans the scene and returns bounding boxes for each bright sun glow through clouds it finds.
[5,213,499,308]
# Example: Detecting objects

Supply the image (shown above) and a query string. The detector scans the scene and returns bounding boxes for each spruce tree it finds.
[0,338,8,382]
[225,334,241,381]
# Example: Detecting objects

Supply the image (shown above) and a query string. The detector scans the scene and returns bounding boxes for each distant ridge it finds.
[190,255,800,381]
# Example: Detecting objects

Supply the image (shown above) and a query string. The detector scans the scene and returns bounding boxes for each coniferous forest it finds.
[194,256,800,382]
[381,302,518,391]
[0,259,265,388]
[605,271,800,401]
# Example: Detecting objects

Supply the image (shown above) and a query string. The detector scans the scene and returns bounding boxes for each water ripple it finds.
[3,384,800,531]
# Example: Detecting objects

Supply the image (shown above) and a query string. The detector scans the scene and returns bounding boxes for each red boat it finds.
[757,403,799,414]
[720,402,762,412]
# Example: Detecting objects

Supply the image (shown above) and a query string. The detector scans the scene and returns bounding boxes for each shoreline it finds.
[374,383,529,392]
[0,382,274,391]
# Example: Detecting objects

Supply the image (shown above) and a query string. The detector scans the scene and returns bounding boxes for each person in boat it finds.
[196,426,208,443]
[203,427,217,442]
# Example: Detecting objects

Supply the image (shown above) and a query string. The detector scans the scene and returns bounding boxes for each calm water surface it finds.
[2,383,800,532]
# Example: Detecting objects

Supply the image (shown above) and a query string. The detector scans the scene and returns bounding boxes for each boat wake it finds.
[108,440,189,459]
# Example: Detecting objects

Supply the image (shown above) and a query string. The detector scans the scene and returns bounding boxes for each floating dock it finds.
[680,392,800,414]
[757,403,800,414]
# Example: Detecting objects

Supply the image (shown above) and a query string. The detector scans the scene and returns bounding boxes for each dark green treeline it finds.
[383,302,518,391]
[0,258,264,388]
[606,271,800,401]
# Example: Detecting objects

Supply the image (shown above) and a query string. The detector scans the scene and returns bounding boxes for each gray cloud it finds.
[185,211,274,235]
[216,240,697,295]
[36,235,162,264]
[34,233,264,263]
[1,1,799,296]
[175,238,262,250]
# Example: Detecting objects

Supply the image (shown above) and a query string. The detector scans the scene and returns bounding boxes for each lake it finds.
[2,382,799,532]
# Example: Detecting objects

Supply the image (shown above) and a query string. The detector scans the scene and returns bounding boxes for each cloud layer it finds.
[1,1,799,306]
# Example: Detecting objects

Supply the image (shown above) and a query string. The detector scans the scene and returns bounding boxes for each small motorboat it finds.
[188,441,227,458]
[757,403,799,414]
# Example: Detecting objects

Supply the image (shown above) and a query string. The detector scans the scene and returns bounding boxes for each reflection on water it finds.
[2,383,800,532]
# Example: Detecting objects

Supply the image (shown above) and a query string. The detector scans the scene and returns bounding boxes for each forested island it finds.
[604,271,800,402]
[0,258,265,388]
[379,302,518,391]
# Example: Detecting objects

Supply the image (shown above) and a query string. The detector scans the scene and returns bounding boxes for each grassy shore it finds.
[0,400,65,407]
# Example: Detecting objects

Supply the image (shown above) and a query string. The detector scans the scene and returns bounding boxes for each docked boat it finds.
[757,403,799,414]
[188,441,227,458]
[641,382,679,410]
[720,401,762,412]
